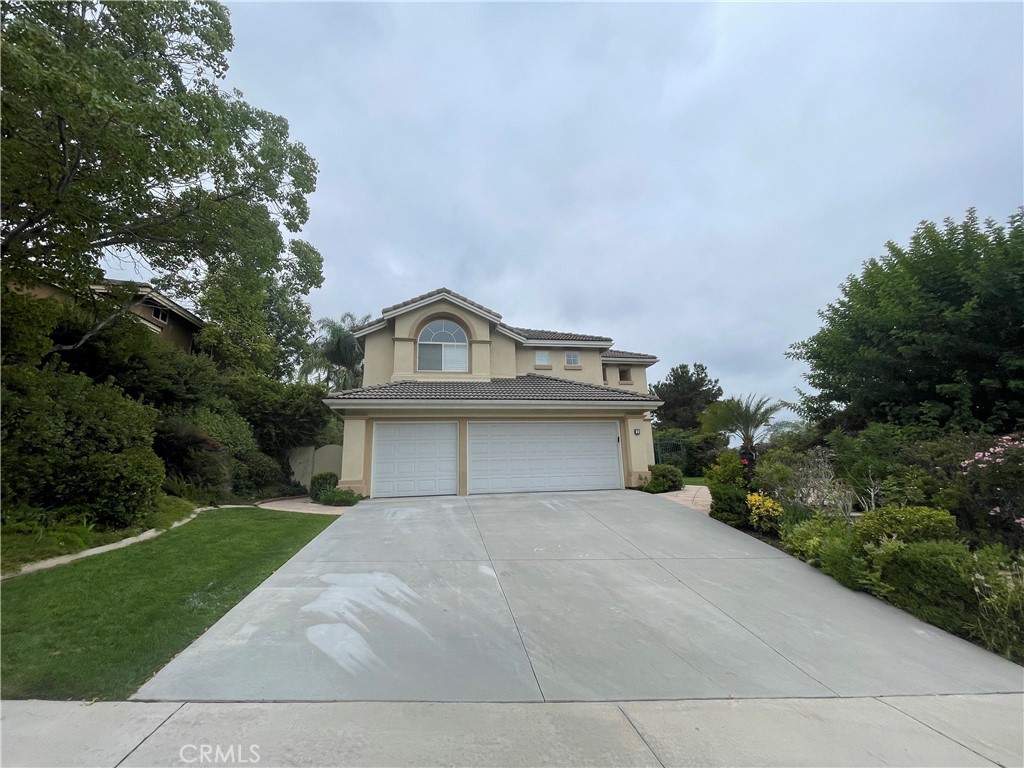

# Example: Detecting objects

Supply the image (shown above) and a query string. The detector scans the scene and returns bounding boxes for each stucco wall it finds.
[361,329,393,387]
[603,364,650,394]
[514,347,605,385]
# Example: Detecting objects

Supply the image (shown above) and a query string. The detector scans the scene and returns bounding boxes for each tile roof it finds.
[601,349,658,361]
[380,288,501,318]
[328,374,660,402]
[499,324,613,343]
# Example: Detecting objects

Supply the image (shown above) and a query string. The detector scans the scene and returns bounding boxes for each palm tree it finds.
[299,312,372,391]
[699,394,784,454]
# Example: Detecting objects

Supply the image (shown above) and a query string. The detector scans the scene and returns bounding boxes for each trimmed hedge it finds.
[852,505,960,549]
[869,539,977,634]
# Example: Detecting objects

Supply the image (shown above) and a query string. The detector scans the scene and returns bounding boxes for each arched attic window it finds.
[417,319,469,371]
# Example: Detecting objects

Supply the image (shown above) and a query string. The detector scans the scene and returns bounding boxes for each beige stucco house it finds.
[324,288,662,498]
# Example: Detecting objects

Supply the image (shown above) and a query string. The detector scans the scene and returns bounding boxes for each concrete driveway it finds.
[134,491,1022,702]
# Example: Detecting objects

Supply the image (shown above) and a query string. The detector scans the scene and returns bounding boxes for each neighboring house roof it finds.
[601,349,659,365]
[94,280,205,330]
[326,373,662,407]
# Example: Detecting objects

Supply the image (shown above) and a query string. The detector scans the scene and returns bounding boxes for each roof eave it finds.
[601,356,660,366]
[324,398,662,410]
[352,320,388,338]
[520,339,611,348]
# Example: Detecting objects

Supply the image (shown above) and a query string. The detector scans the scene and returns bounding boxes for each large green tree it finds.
[1,1,323,373]
[649,362,723,429]
[788,209,1024,433]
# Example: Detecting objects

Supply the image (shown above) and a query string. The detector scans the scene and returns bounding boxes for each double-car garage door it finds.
[371,421,622,498]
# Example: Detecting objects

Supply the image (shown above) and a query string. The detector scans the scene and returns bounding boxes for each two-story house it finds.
[324,288,662,498]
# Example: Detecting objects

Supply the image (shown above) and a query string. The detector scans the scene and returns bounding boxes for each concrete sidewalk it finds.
[3,695,1022,767]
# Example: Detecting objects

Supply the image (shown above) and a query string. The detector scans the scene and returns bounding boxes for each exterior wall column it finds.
[338,416,368,495]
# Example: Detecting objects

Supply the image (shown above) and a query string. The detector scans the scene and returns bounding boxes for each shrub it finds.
[640,464,684,494]
[231,450,286,499]
[705,450,745,487]
[747,493,784,533]
[318,487,362,506]
[869,539,977,635]
[225,375,331,459]
[1,363,164,528]
[816,527,874,591]
[71,447,166,527]
[972,553,1024,663]
[852,505,960,550]
[154,416,231,500]
[780,514,850,562]
[653,428,725,476]
[941,434,1024,549]
[709,483,750,528]
[310,472,339,502]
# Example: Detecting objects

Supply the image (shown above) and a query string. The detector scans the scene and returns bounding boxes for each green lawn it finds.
[680,477,707,486]
[1,507,333,700]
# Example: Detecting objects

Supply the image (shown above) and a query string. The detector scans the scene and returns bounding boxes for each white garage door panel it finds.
[372,422,458,498]
[468,421,622,494]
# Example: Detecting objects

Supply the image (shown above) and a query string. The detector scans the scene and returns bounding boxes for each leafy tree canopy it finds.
[788,209,1024,433]
[1,0,323,375]
[649,362,723,429]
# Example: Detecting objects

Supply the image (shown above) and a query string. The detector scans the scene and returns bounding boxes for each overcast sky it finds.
[221,1,1022,403]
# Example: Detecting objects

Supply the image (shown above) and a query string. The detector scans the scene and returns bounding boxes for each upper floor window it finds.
[152,307,170,324]
[418,319,468,371]
[564,350,580,366]
[619,366,632,383]
[535,350,550,366]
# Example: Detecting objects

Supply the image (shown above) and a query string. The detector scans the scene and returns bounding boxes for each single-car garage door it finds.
[468,421,622,494]
[372,422,458,498]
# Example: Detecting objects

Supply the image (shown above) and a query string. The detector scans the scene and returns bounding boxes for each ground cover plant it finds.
[1,508,333,700]
[1,494,195,575]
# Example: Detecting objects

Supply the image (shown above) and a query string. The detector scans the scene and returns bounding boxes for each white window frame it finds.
[564,350,581,366]
[418,319,469,372]
[535,350,550,366]
[152,307,170,324]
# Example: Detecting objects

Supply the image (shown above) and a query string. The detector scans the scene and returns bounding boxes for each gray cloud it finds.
[222,1,1023,403]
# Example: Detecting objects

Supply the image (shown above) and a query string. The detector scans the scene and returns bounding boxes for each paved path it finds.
[3,695,1022,766]
[134,491,1021,703]
[660,484,711,513]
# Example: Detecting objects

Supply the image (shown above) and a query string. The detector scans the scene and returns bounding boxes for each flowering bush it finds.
[942,434,1024,549]
[747,492,784,532]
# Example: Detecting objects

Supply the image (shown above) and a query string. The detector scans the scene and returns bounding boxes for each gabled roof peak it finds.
[380,288,502,321]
